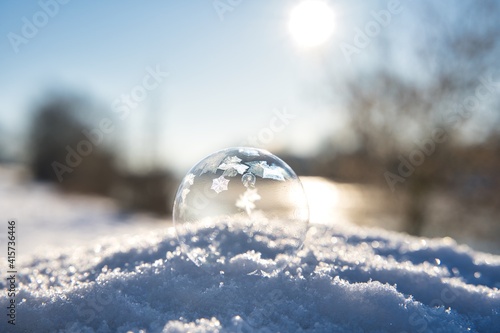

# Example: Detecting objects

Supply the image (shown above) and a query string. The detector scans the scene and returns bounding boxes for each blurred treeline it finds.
[26,93,176,216]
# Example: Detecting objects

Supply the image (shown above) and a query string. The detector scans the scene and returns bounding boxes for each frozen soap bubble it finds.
[173,147,309,274]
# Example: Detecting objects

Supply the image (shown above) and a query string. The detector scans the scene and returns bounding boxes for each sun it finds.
[288,0,335,48]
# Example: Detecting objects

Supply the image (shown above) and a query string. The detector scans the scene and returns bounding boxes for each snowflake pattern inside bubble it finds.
[173,147,309,274]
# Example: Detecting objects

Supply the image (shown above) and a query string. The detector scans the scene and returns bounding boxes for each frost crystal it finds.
[183,173,195,186]
[246,161,267,178]
[236,188,261,215]
[262,164,286,181]
[247,161,286,181]
[211,176,230,193]
[224,156,242,164]
[238,148,260,157]
[218,156,249,175]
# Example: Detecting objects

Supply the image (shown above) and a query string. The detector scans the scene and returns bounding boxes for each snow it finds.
[1,168,499,332]
[0,165,160,257]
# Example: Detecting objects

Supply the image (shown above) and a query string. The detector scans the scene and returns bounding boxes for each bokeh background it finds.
[1,0,499,253]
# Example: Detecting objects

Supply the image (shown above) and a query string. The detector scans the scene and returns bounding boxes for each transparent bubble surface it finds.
[173,147,309,274]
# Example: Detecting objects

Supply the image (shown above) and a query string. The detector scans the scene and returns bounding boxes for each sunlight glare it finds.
[288,0,335,48]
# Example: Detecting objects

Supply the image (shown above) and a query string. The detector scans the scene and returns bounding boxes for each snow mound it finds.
[1,221,499,333]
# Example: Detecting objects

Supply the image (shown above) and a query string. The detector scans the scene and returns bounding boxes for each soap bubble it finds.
[173,147,309,274]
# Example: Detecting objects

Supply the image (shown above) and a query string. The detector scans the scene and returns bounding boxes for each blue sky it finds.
[0,0,432,172]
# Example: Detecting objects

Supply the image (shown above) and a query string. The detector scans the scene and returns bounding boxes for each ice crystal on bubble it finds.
[236,188,261,215]
[211,175,230,194]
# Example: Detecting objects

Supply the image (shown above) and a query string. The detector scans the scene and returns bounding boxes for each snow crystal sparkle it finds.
[173,147,309,274]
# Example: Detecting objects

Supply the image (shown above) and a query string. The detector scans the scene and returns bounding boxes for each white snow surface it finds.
[0,169,499,332]
[1,221,499,332]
